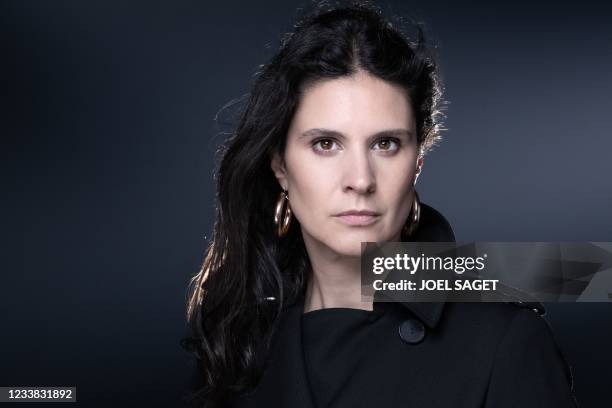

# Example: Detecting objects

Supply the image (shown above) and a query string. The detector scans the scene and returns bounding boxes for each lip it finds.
[334,209,381,226]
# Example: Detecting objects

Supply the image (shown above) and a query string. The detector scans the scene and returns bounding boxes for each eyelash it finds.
[311,137,402,154]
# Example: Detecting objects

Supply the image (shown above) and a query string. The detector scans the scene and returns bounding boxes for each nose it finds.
[341,146,376,195]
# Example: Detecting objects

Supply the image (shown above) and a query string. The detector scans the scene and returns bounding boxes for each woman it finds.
[182,2,577,407]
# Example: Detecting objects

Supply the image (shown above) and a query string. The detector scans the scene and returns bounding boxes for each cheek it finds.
[388,180,414,213]
[284,151,333,223]
[380,158,417,215]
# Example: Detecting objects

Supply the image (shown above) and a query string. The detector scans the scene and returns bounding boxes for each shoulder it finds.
[433,302,560,367]
[436,302,576,407]
[485,304,576,406]
[449,302,558,358]
[439,301,547,336]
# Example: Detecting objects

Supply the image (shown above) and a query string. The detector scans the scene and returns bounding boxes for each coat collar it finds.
[371,290,447,329]
[287,295,447,329]
[241,296,445,407]
[396,301,446,329]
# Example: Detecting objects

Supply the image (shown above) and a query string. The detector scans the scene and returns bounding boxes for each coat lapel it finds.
[399,301,446,329]
[231,296,445,408]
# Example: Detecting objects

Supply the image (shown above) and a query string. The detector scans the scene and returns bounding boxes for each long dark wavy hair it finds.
[182,0,445,404]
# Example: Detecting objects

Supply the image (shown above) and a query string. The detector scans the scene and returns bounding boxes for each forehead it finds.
[290,71,415,136]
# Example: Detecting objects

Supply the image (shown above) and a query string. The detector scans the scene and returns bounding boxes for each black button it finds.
[399,319,426,344]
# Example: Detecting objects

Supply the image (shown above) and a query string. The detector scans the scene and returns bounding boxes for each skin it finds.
[271,70,424,312]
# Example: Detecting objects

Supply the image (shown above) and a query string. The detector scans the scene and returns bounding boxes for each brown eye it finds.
[320,140,332,149]
[373,138,400,152]
[312,138,339,153]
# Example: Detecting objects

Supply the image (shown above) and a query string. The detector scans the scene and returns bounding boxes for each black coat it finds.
[227,295,577,408]
[187,204,578,408]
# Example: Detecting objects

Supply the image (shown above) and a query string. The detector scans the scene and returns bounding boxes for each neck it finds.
[303,250,373,313]
[300,226,403,314]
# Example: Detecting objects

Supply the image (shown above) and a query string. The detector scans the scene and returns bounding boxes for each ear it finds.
[414,156,424,185]
[270,150,289,191]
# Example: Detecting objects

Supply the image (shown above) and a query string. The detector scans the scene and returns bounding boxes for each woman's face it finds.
[271,70,423,257]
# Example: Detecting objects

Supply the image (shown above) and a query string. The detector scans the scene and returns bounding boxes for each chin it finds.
[330,244,364,258]
[330,233,386,256]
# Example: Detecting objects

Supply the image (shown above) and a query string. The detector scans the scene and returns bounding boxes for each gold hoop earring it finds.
[274,190,292,238]
[402,190,421,238]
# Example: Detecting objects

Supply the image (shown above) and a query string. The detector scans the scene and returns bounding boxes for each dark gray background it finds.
[1,0,611,406]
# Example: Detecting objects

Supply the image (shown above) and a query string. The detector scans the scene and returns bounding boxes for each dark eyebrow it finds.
[299,128,414,141]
